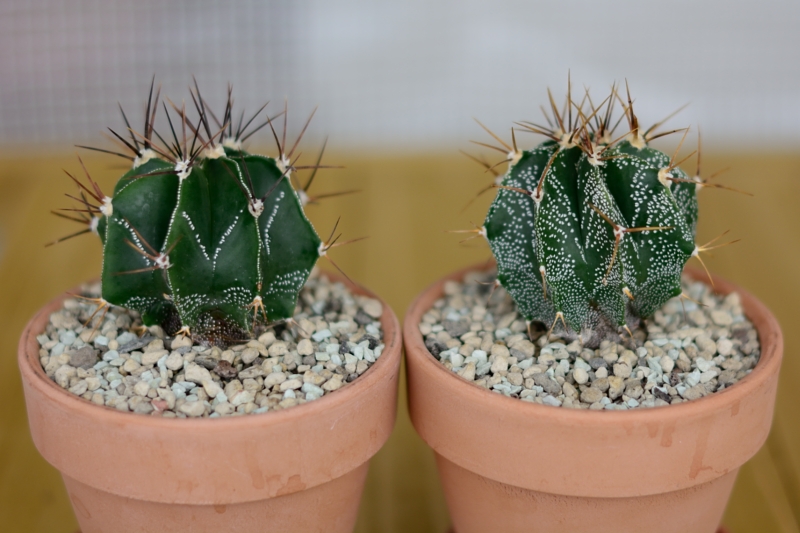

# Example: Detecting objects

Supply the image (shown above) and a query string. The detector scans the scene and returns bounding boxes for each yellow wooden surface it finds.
[0,150,797,532]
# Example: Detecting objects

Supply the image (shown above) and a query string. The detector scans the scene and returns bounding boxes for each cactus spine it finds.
[480,82,704,346]
[61,82,332,345]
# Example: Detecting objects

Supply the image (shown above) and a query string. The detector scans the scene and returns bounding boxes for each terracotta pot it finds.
[405,264,782,533]
[19,275,401,533]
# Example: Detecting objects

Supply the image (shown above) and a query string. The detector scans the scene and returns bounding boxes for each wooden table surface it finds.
[0,149,797,532]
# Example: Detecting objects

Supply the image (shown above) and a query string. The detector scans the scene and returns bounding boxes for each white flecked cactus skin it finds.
[478,82,704,347]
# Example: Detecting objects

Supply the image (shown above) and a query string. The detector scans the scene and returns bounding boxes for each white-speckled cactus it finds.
[469,82,738,346]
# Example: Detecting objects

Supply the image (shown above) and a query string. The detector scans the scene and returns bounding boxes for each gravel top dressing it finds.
[420,271,760,410]
[37,272,385,418]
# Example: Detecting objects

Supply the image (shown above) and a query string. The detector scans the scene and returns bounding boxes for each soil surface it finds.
[36,271,386,417]
[419,270,760,410]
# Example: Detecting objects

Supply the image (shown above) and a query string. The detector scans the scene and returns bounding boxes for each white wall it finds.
[1,0,798,151]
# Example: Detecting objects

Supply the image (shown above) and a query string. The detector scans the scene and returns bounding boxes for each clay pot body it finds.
[405,265,782,533]
[19,277,401,533]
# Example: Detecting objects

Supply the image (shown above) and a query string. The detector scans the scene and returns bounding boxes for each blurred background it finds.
[1,1,798,531]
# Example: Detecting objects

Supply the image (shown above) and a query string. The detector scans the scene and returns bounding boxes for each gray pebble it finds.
[532,373,561,396]
[444,319,470,338]
[68,346,98,369]
[353,310,373,326]
[588,358,607,370]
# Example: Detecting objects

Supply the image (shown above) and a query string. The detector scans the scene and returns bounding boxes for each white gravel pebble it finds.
[214,402,234,415]
[573,368,589,385]
[241,348,259,365]
[695,358,714,372]
[542,395,562,407]
[322,375,344,391]
[264,372,287,387]
[133,380,150,397]
[165,352,184,371]
[361,298,383,319]
[142,350,167,366]
[268,341,288,357]
[490,356,509,373]
[69,380,88,396]
[179,401,205,417]
[279,379,303,392]
[297,339,314,356]
[171,335,193,349]
[229,390,255,407]
[700,370,718,383]
[311,329,332,342]
[202,380,222,399]
[717,338,734,357]
[184,363,212,384]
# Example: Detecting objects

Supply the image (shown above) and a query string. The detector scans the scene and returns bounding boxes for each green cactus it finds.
[478,83,706,346]
[60,82,337,345]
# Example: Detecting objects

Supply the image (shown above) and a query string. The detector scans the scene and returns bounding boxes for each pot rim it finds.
[404,263,782,496]
[19,269,402,504]
[404,262,782,426]
[20,269,400,430]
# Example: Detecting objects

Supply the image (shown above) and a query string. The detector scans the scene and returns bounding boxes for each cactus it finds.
[57,81,340,345]
[476,82,716,346]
